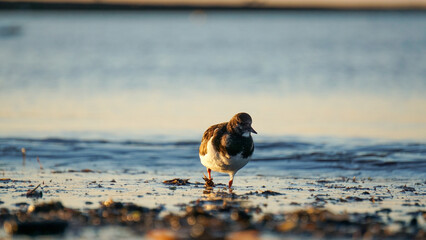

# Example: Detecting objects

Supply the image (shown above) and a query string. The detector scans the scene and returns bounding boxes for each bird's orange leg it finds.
[228,179,233,188]
[207,168,212,180]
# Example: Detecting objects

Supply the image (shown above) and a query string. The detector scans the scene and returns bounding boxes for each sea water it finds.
[0,11,426,139]
[1,10,425,185]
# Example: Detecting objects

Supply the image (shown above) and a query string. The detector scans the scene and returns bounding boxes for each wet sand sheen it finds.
[0,167,425,238]
[0,136,425,238]
[0,150,426,238]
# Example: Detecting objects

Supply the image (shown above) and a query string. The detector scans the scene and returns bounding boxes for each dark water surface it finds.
[1,136,425,179]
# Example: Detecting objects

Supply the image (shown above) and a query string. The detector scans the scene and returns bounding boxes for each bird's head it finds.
[228,112,257,137]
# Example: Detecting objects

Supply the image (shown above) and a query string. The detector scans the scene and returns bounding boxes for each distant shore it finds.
[1,0,426,11]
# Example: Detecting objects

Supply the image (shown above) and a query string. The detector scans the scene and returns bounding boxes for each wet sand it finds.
[1,168,425,239]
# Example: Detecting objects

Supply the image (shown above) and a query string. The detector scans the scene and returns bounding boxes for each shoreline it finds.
[1,1,426,11]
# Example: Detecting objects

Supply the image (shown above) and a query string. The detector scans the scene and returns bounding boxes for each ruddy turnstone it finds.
[199,112,257,188]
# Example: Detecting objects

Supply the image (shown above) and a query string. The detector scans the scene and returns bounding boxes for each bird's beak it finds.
[250,126,257,134]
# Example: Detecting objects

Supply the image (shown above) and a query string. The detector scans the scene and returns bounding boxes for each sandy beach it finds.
[1,167,425,238]
[1,137,425,239]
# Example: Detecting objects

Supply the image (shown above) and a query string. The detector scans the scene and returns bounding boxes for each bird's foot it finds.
[202,173,215,187]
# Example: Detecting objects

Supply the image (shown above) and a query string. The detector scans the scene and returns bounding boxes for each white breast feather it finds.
[200,136,250,175]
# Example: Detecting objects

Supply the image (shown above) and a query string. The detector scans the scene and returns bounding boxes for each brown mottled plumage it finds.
[199,112,256,188]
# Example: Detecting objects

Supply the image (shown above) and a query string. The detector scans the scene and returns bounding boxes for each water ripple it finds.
[0,137,425,176]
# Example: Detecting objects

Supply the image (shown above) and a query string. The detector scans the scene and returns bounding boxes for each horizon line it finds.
[2,0,426,10]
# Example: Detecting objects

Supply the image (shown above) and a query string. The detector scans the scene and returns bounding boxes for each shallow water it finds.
[1,11,426,139]
[1,136,425,179]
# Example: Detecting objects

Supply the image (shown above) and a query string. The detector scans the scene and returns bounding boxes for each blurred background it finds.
[1,0,426,140]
